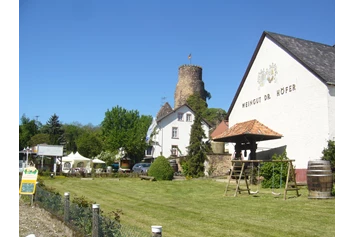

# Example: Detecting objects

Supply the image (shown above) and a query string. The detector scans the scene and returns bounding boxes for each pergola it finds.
[212,119,283,160]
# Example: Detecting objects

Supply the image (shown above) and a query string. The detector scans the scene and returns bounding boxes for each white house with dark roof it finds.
[219,31,335,183]
[145,102,211,161]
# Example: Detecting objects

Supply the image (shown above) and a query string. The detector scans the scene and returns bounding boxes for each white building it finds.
[216,31,334,183]
[145,102,211,160]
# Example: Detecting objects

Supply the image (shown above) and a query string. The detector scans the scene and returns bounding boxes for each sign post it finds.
[37,144,64,176]
[19,166,39,205]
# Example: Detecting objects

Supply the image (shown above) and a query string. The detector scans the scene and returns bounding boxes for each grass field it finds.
[42,176,335,237]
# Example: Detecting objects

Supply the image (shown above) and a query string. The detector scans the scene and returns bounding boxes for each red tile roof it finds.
[210,120,229,138]
[212,119,282,142]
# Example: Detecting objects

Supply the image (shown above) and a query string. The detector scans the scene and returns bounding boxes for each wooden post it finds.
[250,139,257,160]
[64,192,70,223]
[33,181,40,205]
[92,204,100,237]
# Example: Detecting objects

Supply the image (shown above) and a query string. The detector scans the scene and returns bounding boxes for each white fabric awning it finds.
[62,152,91,163]
[92,158,106,164]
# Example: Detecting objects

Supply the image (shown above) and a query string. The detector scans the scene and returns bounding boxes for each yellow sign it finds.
[19,166,38,195]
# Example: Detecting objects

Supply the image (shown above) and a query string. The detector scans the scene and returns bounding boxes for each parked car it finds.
[132,163,151,174]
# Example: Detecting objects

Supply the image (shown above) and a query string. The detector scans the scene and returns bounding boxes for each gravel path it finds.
[19,198,74,237]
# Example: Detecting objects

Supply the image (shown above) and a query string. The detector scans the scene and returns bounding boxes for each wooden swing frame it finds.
[224,159,300,200]
[249,162,260,195]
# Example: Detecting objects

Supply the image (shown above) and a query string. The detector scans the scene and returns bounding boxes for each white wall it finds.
[327,85,335,141]
[228,37,333,169]
[151,106,210,158]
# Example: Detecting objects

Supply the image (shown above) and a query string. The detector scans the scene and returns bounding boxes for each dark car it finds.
[132,163,151,174]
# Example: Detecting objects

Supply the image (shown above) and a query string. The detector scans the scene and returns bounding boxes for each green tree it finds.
[19,114,39,150]
[62,123,86,154]
[186,94,226,132]
[29,134,50,146]
[101,106,152,164]
[203,108,227,130]
[185,95,211,178]
[186,94,208,113]
[76,131,103,158]
[95,151,118,165]
[42,114,64,145]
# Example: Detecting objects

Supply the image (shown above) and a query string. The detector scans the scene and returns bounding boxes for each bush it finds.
[321,140,335,170]
[148,156,174,181]
[260,151,289,189]
[321,140,335,172]
[321,139,335,196]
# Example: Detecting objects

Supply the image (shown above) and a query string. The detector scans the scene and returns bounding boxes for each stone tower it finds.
[174,64,206,109]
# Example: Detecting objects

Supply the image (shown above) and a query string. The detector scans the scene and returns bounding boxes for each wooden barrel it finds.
[307,160,333,199]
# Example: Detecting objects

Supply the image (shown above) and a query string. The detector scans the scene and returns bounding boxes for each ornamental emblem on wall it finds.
[257,63,278,89]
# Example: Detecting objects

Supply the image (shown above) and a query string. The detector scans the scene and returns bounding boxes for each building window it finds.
[171,145,179,156]
[178,113,184,121]
[172,127,178,139]
[186,113,192,122]
[146,146,153,156]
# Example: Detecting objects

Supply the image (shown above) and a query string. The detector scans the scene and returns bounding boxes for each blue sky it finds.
[18,0,335,126]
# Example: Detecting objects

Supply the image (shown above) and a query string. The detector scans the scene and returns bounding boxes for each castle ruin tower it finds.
[174,64,206,109]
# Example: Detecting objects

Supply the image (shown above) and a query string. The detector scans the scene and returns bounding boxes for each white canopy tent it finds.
[66,151,75,157]
[92,158,106,164]
[91,158,107,173]
[61,152,92,173]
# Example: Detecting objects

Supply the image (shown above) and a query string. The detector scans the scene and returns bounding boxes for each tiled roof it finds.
[156,102,173,120]
[212,119,282,142]
[210,120,229,139]
[266,31,335,85]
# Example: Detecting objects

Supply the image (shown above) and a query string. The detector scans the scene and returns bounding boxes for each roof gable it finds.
[210,120,229,139]
[156,102,173,120]
[156,103,211,128]
[227,31,335,118]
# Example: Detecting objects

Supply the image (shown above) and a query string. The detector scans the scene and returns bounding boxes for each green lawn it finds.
[42,177,335,237]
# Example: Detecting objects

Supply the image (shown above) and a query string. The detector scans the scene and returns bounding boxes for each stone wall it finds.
[173,153,232,177]
[205,153,232,177]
